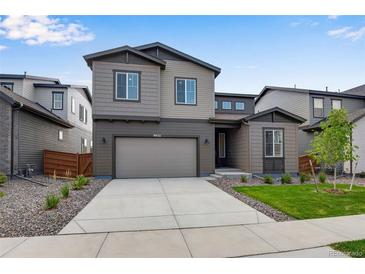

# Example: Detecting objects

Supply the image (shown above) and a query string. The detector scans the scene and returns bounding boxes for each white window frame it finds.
[331,99,342,110]
[264,129,283,158]
[313,98,324,118]
[52,92,63,110]
[115,71,139,101]
[235,101,245,110]
[81,137,88,153]
[222,101,232,110]
[218,132,226,158]
[71,96,76,114]
[215,100,218,110]
[79,104,87,124]
[58,130,63,141]
[175,78,197,105]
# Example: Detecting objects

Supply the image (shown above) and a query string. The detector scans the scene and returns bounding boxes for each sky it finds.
[0,15,365,95]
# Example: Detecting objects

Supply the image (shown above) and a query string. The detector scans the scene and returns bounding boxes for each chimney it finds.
[24,71,27,77]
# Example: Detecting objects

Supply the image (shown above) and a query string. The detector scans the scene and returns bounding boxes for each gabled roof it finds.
[0,73,60,84]
[33,83,92,103]
[135,42,221,77]
[255,85,365,105]
[343,84,365,96]
[215,92,256,98]
[244,107,306,124]
[83,45,166,69]
[0,87,73,128]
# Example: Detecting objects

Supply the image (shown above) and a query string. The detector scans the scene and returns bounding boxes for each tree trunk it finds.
[309,160,319,193]
[333,166,337,190]
[349,162,358,191]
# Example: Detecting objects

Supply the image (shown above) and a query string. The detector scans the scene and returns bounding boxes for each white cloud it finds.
[328,26,365,41]
[0,45,7,51]
[328,15,339,20]
[0,15,95,46]
[290,19,319,28]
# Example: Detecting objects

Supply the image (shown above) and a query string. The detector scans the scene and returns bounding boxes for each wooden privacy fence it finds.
[44,150,93,177]
[298,154,318,173]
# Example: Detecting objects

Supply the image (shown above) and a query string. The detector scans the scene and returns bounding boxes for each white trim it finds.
[58,130,63,141]
[218,132,226,158]
[175,78,196,105]
[264,129,283,158]
[71,96,76,114]
[115,71,139,101]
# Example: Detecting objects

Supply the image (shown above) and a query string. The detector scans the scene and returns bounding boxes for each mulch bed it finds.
[0,176,110,238]
[209,178,295,222]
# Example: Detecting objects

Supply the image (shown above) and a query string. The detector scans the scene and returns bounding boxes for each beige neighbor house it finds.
[84,42,305,179]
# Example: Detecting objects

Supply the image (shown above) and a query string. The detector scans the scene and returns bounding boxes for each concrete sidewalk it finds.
[1,214,364,258]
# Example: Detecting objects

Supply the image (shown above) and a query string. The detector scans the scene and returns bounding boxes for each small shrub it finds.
[72,179,84,190]
[77,175,89,186]
[45,194,60,210]
[0,192,5,198]
[299,173,310,184]
[263,175,274,184]
[0,172,7,186]
[318,172,327,184]
[359,171,365,178]
[60,184,69,199]
[281,173,292,184]
[240,175,248,183]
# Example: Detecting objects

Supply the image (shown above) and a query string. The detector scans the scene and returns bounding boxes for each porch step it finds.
[209,174,223,180]
[214,169,252,180]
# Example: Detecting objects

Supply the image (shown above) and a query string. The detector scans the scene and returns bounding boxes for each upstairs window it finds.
[52,92,63,110]
[71,96,76,114]
[313,98,324,118]
[176,78,196,105]
[81,137,88,153]
[79,104,87,124]
[264,129,283,158]
[58,130,63,141]
[215,100,218,110]
[115,71,139,101]
[235,101,245,110]
[222,101,232,110]
[1,82,14,91]
[331,99,342,110]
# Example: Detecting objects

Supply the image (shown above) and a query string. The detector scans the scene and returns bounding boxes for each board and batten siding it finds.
[226,125,250,171]
[248,121,299,174]
[92,61,160,117]
[160,60,215,119]
[0,99,12,174]
[93,120,215,177]
[16,110,92,174]
[255,89,310,125]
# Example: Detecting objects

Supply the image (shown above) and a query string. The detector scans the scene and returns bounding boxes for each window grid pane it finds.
[127,73,138,100]
[53,93,63,109]
[176,79,196,104]
[235,102,245,110]
[332,100,341,110]
[265,130,283,157]
[116,73,127,99]
[222,101,232,110]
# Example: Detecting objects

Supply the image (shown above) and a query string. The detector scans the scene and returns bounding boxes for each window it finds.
[222,101,232,110]
[90,140,93,148]
[235,101,245,110]
[115,71,139,100]
[58,130,63,141]
[0,82,14,91]
[176,78,196,105]
[52,92,63,110]
[79,105,87,124]
[215,100,219,110]
[331,99,342,110]
[71,96,76,114]
[81,138,88,153]
[313,98,324,118]
[218,133,226,158]
[264,129,283,157]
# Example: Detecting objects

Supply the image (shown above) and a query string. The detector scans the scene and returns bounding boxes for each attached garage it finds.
[115,137,198,178]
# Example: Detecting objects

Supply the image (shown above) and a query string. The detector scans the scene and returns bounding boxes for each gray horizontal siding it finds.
[0,99,11,174]
[226,125,250,171]
[16,110,92,174]
[93,120,214,177]
[215,96,254,115]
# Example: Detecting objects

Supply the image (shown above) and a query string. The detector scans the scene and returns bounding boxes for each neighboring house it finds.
[255,86,365,155]
[85,42,305,178]
[0,74,93,175]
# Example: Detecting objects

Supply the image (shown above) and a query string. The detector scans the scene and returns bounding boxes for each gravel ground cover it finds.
[0,176,110,238]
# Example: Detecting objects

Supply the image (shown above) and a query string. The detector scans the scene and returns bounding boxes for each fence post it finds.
[76,153,79,176]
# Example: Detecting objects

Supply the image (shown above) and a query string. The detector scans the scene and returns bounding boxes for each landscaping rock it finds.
[0,176,109,238]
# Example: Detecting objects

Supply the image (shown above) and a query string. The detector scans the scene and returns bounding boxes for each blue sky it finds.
[0,15,364,94]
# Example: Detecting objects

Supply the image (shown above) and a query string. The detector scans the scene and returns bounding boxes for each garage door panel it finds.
[115,138,197,178]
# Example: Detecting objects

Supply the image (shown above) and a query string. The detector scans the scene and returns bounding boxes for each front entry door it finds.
[215,131,227,167]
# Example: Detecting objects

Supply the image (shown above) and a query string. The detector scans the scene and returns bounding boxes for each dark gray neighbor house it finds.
[85,42,305,179]
[0,73,93,176]
[255,85,365,173]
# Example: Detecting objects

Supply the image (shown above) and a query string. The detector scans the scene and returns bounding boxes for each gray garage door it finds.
[115,137,197,178]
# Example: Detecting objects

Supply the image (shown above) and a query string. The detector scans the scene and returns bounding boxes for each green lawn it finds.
[233,183,365,219]
[331,240,365,258]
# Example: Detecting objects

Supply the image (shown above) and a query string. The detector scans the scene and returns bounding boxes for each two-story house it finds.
[0,73,92,175]
[85,42,305,178]
[255,86,365,173]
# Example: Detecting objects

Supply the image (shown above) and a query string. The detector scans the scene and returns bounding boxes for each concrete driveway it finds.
[60,178,273,234]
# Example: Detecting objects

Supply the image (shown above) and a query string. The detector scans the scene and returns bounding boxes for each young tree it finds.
[309,109,358,190]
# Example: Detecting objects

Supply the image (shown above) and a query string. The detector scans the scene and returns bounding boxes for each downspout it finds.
[10,102,23,178]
